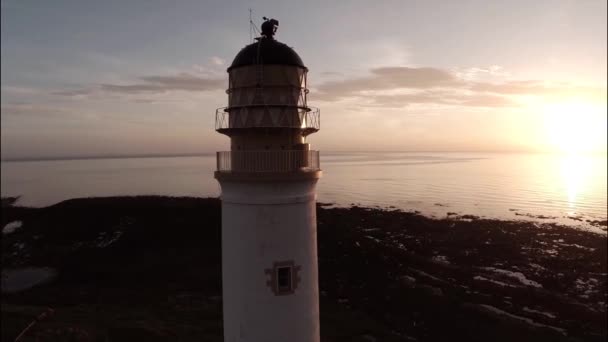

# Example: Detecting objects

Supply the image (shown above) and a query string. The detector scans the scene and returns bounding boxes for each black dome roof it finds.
[228,38,306,71]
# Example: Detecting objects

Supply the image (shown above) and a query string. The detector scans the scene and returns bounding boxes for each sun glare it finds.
[543,101,608,155]
[559,154,593,215]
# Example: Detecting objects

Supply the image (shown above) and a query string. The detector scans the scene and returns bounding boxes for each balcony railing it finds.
[215,106,320,134]
[216,150,320,173]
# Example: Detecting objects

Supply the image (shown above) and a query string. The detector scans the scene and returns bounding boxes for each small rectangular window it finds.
[277,266,292,292]
[265,261,300,296]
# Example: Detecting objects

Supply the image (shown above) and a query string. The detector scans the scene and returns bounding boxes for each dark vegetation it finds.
[2,196,606,341]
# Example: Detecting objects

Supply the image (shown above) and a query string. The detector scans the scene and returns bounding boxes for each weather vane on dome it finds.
[260,17,279,39]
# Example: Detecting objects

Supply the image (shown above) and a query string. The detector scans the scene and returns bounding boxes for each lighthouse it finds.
[214,18,322,342]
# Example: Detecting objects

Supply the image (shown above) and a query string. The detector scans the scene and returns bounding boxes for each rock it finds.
[419,285,443,297]
[358,334,377,342]
[108,326,176,342]
[400,275,417,288]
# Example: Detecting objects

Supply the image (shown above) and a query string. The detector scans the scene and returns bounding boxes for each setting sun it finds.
[543,101,608,154]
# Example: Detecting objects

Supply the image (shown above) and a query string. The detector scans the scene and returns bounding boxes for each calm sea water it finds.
[1,152,606,231]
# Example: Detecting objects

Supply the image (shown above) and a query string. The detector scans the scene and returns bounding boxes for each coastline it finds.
[2,196,606,341]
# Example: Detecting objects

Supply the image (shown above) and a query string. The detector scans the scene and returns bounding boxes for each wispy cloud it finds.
[100,73,225,94]
[320,71,344,76]
[317,67,456,101]
[470,80,547,94]
[1,86,43,95]
[314,66,606,108]
[0,103,91,119]
[453,65,510,81]
[47,65,608,111]
[51,88,95,97]
[470,81,608,102]
[209,56,225,66]
[367,91,517,108]
[53,72,225,97]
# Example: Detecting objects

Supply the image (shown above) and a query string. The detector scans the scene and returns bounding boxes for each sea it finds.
[1,152,606,232]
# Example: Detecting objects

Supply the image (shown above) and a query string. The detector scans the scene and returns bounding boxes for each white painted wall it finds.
[219,178,320,342]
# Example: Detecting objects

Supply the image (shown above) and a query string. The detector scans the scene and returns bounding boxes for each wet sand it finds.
[1,196,606,341]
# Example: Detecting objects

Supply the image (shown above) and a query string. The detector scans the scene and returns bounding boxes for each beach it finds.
[1,196,606,341]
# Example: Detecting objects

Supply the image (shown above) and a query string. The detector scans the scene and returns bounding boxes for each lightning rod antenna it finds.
[249,9,253,43]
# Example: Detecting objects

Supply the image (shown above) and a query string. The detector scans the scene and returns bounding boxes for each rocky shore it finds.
[2,196,606,341]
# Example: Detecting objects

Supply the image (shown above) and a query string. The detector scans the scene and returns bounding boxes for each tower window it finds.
[277,267,292,292]
[265,261,300,296]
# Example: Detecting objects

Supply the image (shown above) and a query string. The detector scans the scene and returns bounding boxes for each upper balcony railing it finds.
[215,106,320,135]
[216,150,320,173]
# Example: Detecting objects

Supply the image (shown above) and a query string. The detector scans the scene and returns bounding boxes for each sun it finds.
[543,101,607,155]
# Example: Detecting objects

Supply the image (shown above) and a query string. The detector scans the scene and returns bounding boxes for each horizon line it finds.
[2,149,607,162]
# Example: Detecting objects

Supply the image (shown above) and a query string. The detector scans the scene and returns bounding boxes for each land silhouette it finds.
[1,196,606,341]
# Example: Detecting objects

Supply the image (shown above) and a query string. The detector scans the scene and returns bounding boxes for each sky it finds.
[1,0,607,159]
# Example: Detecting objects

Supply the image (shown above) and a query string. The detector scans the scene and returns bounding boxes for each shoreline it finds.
[4,195,608,234]
[318,201,608,234]
[2,196,606,341]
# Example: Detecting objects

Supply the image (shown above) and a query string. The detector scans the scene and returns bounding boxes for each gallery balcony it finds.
[216,150,321,174]
[215,106,320,136]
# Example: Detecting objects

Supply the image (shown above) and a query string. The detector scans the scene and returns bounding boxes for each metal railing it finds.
[215,106,320,132]
[226,85,309,95]
[216,150,320,173]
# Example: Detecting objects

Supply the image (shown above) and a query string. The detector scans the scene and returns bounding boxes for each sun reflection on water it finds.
[559,154,593,216]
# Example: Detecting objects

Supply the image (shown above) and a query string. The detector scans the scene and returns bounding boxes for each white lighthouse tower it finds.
[214,18,322,342]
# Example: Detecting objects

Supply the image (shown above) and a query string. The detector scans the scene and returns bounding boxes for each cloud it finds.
[100,73,225,94]
[368,91,517,108]
[0,103,86,119]
[454,65,510,81]
[1,86,43,95]
[49,65,608,111]
[314,65,606,108]
[52,72,226,97]
[471,81,608,102]
[469,80,546,94]
[458,94,518,107]
[320,71,344,76]
[51,88,94,97]
[193,60,227,78]
[317,67,457,100]
[210,56,225,66]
